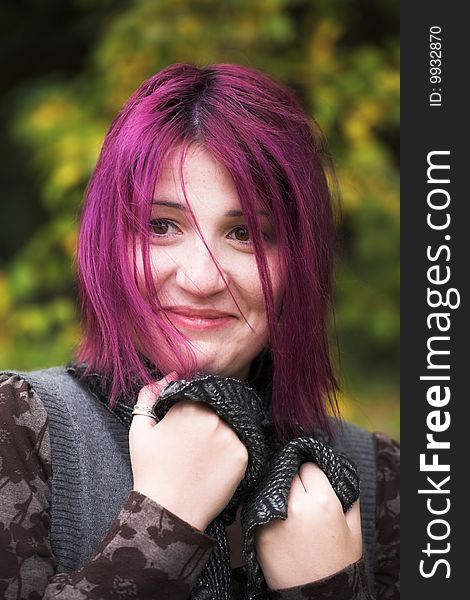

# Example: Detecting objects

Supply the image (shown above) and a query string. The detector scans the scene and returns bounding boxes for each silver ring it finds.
[132,404,158,421]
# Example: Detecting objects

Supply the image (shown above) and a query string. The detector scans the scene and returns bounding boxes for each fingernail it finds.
[158,371,178,385]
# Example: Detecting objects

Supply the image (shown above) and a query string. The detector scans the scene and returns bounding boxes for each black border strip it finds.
[401,3,466,596]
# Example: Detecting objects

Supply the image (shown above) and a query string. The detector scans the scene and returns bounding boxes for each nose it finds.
[175,241,227,297]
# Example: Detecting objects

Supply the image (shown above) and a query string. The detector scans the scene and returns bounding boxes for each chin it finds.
[193,356,246,381]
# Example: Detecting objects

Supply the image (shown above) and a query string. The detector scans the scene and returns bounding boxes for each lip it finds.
[163,306,236,331]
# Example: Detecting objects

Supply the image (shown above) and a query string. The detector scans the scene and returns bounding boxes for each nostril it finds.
[175,264,226,296]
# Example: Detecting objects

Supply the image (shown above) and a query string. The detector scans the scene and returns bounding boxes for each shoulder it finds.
[330,419,399,467]
[371,431,400,511]
[335,423,400,492]
[0,365,78,423]
[371,433,400,595]
[329,421,400,516]
[0,371,52,490]
[372,432,400,482]
[373,431,400,454]
[328,419,377,461]
[0,373,55,595]
[0,371,50,442]
[1,365,101,419]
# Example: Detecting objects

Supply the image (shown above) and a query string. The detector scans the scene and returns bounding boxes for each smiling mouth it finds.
[165,310,235,331]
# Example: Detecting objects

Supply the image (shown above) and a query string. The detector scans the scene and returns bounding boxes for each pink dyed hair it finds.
[75,62,340,440]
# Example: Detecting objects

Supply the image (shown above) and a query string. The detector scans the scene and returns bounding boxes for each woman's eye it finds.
[149,219,179,236]
[229,226,251,243]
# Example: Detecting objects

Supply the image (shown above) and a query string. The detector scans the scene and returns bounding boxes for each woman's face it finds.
[135,145,283,381]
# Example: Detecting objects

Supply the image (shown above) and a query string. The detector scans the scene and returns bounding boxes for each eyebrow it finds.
[152,199,269,218]
[152,200,187,211]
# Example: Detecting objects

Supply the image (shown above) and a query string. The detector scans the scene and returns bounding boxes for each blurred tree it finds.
[0,0,399,437]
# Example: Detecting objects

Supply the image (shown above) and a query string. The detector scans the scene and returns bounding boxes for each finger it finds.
[130,408,157,432]
[131,371,179,431]
[345,499,362,536]
[297,462,346,515]
[138,371,179,408]
[289,473,307,496]
[289,465,324,499]
[151,371,180,404]
[298,462,332,494]
[345,500,363,560]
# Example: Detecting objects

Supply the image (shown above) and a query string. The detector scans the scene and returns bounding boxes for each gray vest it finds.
[5,366,376,595]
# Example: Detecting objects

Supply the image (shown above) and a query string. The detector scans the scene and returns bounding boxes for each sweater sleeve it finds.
[0,374,216,600]
[373,433,400,600]
[267,432,400,600]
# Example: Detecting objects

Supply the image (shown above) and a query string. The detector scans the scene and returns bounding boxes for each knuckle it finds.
[138,375,177,403]
[299,462,327,484]
[177,401,221,430]
[312,491,337,512]
[217,417,237,439]
[170,399,192,413]
[214,420,248,463]
[138,379,173,404]
[235,441,249,465]
[199,406,222,429]
[220,423,246,449]
[299,461,319,474]
[287,496,304,517]
[346,500,362,524]
[136,386,156,406]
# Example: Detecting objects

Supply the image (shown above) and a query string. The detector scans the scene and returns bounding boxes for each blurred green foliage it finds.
[0,0,399,439]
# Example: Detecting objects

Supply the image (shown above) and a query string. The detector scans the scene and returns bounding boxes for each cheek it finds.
[235,252,284,316]
[129,242,169,299]
[266,253,285,313]
[272,272,285,314]
[235,263,265,310]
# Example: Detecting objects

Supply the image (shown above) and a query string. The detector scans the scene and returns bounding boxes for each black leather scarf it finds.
[67,358,360,600]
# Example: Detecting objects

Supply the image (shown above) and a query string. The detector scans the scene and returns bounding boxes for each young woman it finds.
[0,63,399,599]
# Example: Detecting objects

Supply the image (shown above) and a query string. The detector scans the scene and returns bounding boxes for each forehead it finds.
[155,145,237,198]
[153,145,268,218]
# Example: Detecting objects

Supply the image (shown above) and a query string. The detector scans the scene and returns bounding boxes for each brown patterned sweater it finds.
[0,373,399,599]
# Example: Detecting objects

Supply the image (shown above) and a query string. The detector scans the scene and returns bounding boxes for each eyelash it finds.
[149,219,264,245]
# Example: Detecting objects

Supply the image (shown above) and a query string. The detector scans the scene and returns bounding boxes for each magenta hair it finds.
[75,63,340,440]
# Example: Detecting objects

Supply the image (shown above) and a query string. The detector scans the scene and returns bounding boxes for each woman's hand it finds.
[129,374,249,532]
[254,462,363,590]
